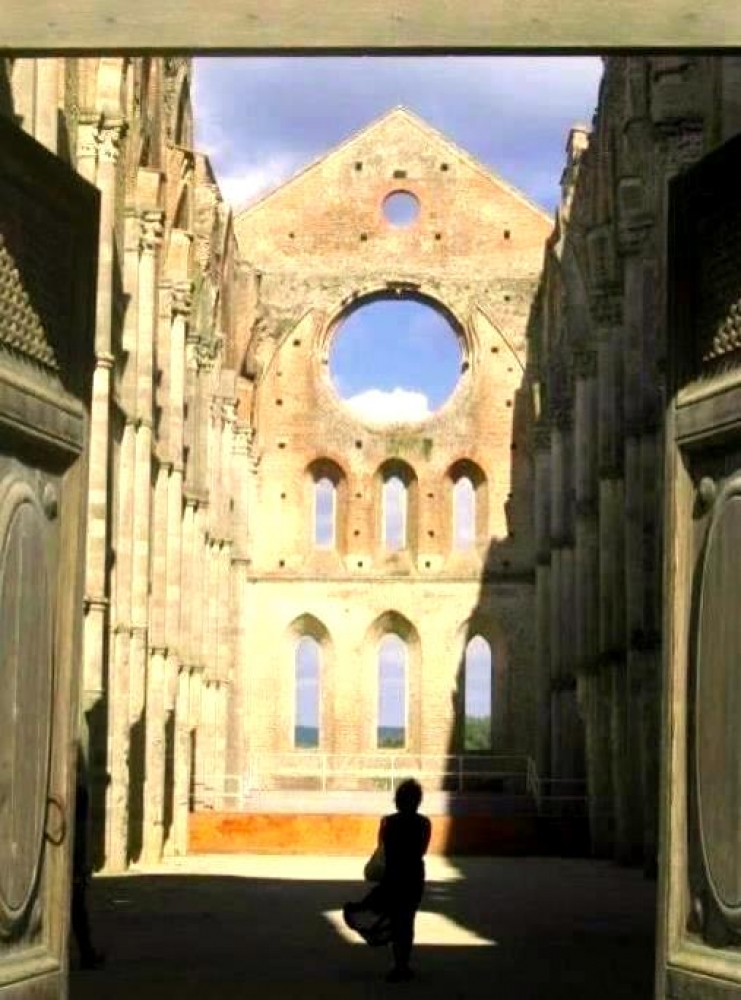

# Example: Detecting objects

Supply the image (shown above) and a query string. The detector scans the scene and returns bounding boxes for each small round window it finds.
[383,191,420,227]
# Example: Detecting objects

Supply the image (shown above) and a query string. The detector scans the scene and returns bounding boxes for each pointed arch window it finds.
[308,459,346,552]
[448,460,487,551]
[453,477,476,549]
[383,476,407,551]
[295,637,320,748]
[314,477,336,547]
[464,635,492,750]
[377,634,406,748]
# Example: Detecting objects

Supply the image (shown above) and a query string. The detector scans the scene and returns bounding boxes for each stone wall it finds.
[0,56,245,870]
[528,55,741,869]
[232,108,549,784]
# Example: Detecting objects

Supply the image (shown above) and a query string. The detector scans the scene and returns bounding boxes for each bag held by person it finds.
[363,845,386,883]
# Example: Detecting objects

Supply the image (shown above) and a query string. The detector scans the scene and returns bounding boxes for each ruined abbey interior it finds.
[3,51,741,999]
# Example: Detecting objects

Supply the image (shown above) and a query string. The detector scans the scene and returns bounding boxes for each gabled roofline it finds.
[234,105,553,225]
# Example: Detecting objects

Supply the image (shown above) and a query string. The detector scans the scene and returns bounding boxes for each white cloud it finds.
[213,153,303,210]
[344,387,431,424]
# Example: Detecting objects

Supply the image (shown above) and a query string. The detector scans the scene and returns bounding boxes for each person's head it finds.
[394,778,423,814]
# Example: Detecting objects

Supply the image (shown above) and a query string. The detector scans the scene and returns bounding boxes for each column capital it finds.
[196,333,224,371]
[97,120,126,165]
[172,279,194,318]
[95,351,115,370]
[139,210,164,256]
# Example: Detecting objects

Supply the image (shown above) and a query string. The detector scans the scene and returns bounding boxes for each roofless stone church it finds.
[4,56,741,993]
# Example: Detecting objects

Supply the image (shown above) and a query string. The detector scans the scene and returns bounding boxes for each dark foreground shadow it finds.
[70,857,656,1000]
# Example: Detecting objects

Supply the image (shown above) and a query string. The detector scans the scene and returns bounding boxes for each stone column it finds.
[533,422,552,780]
[189,670,204,809]
[127,211,163,863]
[172,667,191,854]
[181,499,197,667]
[573,350,612,853]
[597,305,632,863]
[640,425,662,874]
[36,59,59,152]
[625,423,647,861]
[228,424,254,781]
[142,647,167,863]
[216,682,229,808]
[142,458,168,863]
[13,58,58,151]
[549,416,569,781]
[80,121,124,862]
[107,416,136,871]
[104,202,142,870]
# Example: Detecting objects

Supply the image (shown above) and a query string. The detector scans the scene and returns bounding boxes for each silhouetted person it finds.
[71,751,104,970]
[344,778,432,982]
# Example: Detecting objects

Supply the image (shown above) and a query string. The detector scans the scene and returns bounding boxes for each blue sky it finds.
[192,57,602,214]
[192,57,602,424]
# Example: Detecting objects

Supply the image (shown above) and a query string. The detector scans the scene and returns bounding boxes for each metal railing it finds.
[193,753,592,818]
[242,751,532,794]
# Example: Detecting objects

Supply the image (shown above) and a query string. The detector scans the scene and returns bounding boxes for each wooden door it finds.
[0,117,98,997]
[658,132,741,998]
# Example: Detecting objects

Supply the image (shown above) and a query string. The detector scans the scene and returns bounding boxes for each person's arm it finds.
[420,816,432,856]
[379,814,389,847]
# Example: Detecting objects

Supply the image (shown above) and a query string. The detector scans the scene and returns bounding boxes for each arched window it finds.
[447,460,487,550]
[377,634,406,748]
[464,636,492,750]
[307,459,346,552]
[314,477,336,547]
[383,476,407,550]
[453,477,476,549]
[295,637,320,748]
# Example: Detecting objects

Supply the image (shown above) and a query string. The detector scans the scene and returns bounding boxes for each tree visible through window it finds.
[314,477,335,547]
[378,634,406,748]
[295,637,320,748]
[464,635,492,750]
[383,476,406,550]
[453,476,476,548]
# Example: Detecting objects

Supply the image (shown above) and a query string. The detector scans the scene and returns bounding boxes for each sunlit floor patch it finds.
[144,853,466,882]
[324,909,498,947]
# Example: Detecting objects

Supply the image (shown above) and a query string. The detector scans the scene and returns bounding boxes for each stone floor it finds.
[70,854,657,1000]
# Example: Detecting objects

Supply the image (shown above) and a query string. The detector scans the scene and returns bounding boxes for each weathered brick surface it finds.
[231,108,549,773]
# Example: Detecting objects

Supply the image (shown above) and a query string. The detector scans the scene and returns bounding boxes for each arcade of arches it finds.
[3,53,741,998]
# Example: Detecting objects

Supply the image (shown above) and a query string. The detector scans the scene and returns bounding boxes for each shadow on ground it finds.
[70,856,656,1000]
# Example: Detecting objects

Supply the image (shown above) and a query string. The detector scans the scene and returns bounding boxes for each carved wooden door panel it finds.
[658,132,741,999]
[0,117,97,997]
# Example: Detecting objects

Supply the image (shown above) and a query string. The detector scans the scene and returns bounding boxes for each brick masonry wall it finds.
[230,108,548,780]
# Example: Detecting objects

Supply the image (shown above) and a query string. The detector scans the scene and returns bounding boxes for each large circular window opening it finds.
[383,191,420,227]
[328,297,462,425]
